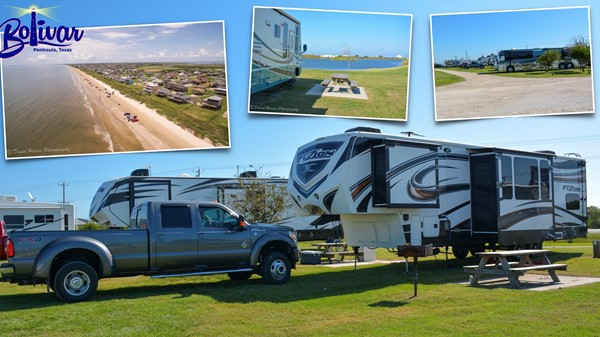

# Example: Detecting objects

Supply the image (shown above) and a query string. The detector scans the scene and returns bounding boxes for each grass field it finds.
[1,234,599,336]
[250,66,409,120]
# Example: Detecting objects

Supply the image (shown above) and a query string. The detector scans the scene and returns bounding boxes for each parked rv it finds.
[496,48,578,72]
[0,197,76,232]
[288,127,587,258]
[89,170,340,240]
[250,8,307,94]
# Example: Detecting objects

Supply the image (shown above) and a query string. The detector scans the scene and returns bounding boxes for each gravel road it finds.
[435,70,594,120]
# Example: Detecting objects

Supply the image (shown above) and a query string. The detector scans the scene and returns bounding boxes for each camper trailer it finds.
[288,128,587,258]
[89,170,340,240]
[0,197,76,232]
[250,7,307,94]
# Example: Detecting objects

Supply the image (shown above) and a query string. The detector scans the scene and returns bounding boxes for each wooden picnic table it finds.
[310,242,361,267]
[463,249,567,289]
[331,73,349,84]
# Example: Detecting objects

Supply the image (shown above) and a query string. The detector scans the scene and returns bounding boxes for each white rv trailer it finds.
[288,127,587,258]
[89,171,340,240]
[250,7,307,94]
[0,197,76,232]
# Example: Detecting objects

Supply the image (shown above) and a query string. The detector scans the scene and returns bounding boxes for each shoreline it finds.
[71,67,216,153]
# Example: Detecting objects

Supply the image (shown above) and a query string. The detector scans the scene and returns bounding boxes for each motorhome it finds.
[250,7,307,94]
[0,197,76,232]
[288,127,587,258]
[89,170,340,240]
[495,48,578,72]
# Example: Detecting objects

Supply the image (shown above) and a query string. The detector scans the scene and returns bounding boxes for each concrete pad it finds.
[458,274,600,291]
[305,84,369,100]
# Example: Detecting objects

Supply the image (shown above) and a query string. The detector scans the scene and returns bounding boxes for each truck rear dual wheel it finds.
[53,261,98,303]
[261,251,291,285]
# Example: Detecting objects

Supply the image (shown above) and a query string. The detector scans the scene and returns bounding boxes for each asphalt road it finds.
[435,70,594,120]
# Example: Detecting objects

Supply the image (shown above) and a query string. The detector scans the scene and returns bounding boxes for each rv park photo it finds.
[2,1,600,337]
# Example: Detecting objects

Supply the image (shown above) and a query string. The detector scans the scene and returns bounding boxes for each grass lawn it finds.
[250,66,409,120]
[1,234,599,336]
[434,70,465,87]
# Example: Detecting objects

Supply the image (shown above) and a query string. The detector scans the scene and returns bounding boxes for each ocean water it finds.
[2,65,111,158]
[303,58,403,70]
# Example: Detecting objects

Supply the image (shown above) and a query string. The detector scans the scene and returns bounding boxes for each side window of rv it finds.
[3,215,24,225]
[351,138,371,158]
[566,194,580,210]
[501,156,513,199]
[514,158,538,200]
[160,205,192,229]
[34,215,54,223]
[540,160,551,201]
[274,24,281,39]
[131,204,149,229]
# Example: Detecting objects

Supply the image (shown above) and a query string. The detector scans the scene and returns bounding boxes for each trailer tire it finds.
[261,251,291,285]
[507,66,515,73]
[567,63,574,69]
[53,261,98,303]
[558,63,566,70]
[452,246,469,259]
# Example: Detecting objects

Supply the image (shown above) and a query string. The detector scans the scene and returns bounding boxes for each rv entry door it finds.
[469,153,500,236]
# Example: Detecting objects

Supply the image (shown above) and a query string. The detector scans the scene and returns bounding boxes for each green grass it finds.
[76,67,230,146]
[250,66,409,120]
[2,239,599,336]
[443,66,591,78]
[434,70,465,87]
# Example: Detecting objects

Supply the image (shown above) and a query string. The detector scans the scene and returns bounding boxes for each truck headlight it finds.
[289,230,298,244]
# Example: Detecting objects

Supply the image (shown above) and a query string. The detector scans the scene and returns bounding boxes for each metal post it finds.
[413,256,418,297]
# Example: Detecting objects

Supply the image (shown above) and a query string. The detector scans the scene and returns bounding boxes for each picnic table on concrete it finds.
[463,249,567,289]
[320,73,359,93]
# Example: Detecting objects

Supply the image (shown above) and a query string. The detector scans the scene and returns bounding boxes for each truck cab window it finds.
[200,207,238,229]
[160,205,192,229]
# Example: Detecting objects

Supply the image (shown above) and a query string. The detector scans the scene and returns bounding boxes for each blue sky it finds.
[0,0,599,220]
[3,20,225,65]
[431,7,590,63]
[284,8,411,58]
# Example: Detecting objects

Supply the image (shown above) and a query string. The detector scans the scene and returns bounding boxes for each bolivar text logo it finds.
[0,6,84,59]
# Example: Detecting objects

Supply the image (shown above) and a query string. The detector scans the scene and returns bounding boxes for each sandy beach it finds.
[71,67,215,153]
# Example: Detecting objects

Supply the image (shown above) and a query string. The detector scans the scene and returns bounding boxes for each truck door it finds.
[153,203,198,271]
[197,205,252,269]
[470,153,500,236]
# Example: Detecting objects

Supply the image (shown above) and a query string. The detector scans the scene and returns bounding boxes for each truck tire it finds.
[53,261,98,303]
[261,251,291,285]
[227,271,253,281]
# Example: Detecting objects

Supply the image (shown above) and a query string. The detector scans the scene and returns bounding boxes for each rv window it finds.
[274,24,281,39]
[514,158,538,200]
[540,160,551,201]
[501,156,513,199]
[34,215,54,223]
[3,215,24,225]
[160,205,192,229]
[566,194,580,210]
[351,138,372,158]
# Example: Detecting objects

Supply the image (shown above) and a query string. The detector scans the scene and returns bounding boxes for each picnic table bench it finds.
[320,79,331,87]
[463,249,567,289]
[310,242,363,269]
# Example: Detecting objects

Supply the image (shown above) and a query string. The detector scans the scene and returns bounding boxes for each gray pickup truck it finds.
[0,201,299,302]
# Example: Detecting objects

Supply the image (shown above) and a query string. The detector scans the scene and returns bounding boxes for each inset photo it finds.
[2,20,230,159]
[249,7,412,121]
[431,7,593,121]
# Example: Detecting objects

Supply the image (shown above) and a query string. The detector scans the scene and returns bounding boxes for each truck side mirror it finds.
[302,44,307,53]
[237,215,246,229]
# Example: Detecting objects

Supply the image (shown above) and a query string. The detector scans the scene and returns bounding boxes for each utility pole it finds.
[193,168,203,177]
[58,181,69,203]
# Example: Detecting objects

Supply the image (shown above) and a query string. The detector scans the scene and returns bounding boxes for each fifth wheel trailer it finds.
[288,127,587,258]
[89,170,340,240]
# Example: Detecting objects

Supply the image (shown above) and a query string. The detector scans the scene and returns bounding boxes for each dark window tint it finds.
[501,156,513,199]
[3,215,24,225]
[566,194,580,210]
[540,160,551,201]
[160,205,192,229]
[515,158,538,200]
[200,207,238,228]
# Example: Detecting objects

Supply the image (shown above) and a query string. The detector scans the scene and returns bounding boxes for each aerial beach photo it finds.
[1,20,230,159]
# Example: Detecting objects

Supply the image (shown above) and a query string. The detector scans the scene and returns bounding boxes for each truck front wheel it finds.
[261,251,291,284]
[53,261,98,303]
